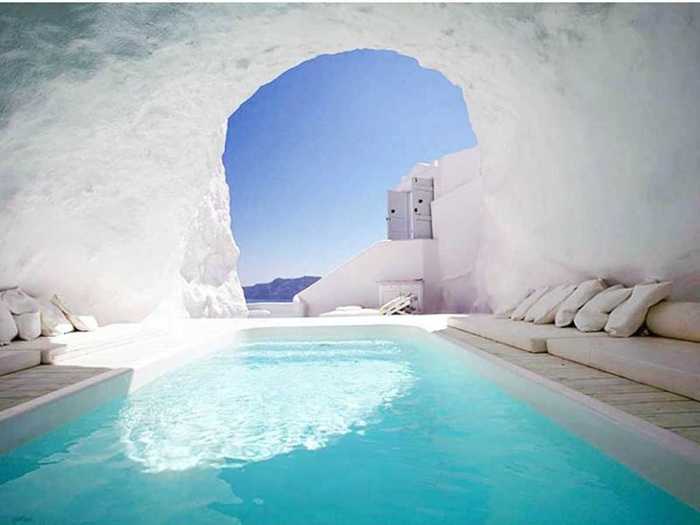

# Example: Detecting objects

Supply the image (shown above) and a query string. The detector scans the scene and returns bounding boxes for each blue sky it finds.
[223,49,476,286]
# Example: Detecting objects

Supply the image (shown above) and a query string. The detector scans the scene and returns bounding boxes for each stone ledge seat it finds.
[547,336,700,402]
[0,350,41,376]
[2,339,70,365]
[1,324,146,365]
[448,314,700,402]
[447,314,607,353]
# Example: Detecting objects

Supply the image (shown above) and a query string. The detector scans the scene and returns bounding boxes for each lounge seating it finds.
[1,323,144,366]
[0,349,41,376]
[447,314,607,353]
[379,295,415,315]
[547,336,700,401]
[321,307,381,317]
[448,313,700,402]
[2,338,69,365]
[321,295,416,317]
[247,309,271,318]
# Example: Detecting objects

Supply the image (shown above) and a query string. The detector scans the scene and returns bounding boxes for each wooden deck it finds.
[441,328,700,446]
[0,365,112,412]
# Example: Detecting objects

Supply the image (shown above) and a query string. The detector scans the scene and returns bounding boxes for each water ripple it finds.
[119,340,414,473]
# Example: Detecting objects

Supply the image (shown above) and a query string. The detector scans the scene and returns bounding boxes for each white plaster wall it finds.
[297,240,438,317]
[1,4,698,322]
[431,155,484,312]
[433,148,480,199]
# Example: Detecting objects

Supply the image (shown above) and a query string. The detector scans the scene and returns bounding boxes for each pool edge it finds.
[436,329,700,511]
[1,318,698,512]
[0,368,133,453]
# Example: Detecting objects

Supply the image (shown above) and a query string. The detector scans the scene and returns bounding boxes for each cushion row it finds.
[0,289,98,345]
[505,279,673,338]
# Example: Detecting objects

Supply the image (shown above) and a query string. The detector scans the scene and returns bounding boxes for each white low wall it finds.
[296,240,438,317]
[247,301,304,318]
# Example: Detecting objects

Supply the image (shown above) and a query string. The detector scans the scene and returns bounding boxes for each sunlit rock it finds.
[0,4,698,321]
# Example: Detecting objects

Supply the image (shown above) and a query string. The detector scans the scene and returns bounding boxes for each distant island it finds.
[243,276,321,303]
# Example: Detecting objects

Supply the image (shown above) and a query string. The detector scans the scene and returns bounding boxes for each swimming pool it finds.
[0,326,698,524]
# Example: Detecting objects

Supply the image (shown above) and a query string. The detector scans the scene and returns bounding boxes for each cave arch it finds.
[0,4,698,322]
[222,48,477,290]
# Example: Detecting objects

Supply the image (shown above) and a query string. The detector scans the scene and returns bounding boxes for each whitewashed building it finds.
[296,147,482,316]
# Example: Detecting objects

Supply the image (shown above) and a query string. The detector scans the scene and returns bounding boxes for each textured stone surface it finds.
[0,4,698,321]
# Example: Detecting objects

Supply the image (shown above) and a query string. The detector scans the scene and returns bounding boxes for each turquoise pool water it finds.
[0,329,698,524]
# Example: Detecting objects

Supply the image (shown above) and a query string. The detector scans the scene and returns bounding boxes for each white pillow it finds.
[0,288,39,315]
[51,295,99,332]
[0,300,18,345]
[527,284,578,324]
[14,312,41,341]
[494,288,534,318]
[555,279,606,327]
[70,315,99,332]
[605,281,672,338]
[510,286,549,321]
[574,285,632,332]
[39,299,74,337]
[646,301,700,343]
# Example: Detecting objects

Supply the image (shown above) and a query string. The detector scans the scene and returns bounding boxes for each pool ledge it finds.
[0,368,133,453]
[437,328,700,511]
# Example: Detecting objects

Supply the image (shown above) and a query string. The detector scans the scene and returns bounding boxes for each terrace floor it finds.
[0,365,112,412]
[441,328,700,446]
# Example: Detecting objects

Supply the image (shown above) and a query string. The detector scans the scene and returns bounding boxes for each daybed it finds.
[447,314,700,402]
[447,314,607,353]
[0,350,41,376]
[547,336,700,402]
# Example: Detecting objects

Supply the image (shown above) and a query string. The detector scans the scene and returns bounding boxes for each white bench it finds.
[447,314,606,353]
[0,350,41,376]
[448,314,700,401]
[547,336,700,402]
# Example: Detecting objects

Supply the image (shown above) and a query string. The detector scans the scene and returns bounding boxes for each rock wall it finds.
[0,4,698,322]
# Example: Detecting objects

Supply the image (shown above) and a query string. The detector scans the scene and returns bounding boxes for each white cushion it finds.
[547,336,700,402]
[510,286,549,321]
[574,285,632,332]
[39,299,74,337]
[0,300,18,345]
[321,308,381,317]
[448,314,607,353]
[69,314,99,332]
[0,288,39,315]
[605,281,673,338]
[527,284,577,324]
[494,288,534,318]
[646,301,700,343]
[0,350,41,375]
[247,310,271,318]
[51,295,99,332]
[13,312,41,341]
[555,279,606,327]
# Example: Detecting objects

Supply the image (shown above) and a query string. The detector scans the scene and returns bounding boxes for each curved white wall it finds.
[1,4,698,322]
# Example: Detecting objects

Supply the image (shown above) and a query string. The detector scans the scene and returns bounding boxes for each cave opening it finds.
[222,48,477,302]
